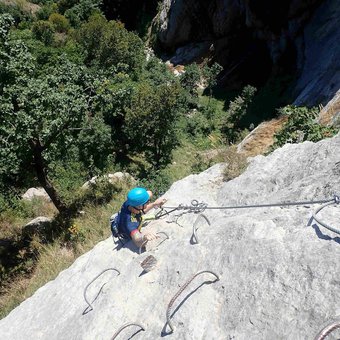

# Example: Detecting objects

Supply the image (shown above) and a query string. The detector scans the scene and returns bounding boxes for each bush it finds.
[36,2,58,20]
[180,63,201,96]
[64,0,102,28]
[48,13,70,32]
[0,3,33,25]
[222,85,257,144]
[49,159,87,206]
[185,111,211,137]
[190,152,212,174]
[76,14,145,75]
[32,20,55,45]
[137,171,171,197]
[272,105,338,148]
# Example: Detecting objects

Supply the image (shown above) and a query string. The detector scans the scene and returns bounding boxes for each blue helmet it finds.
[127,187,150,207]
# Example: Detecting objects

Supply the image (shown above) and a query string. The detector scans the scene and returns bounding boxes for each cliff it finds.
[0,133,339,339]
[154,0,340,107]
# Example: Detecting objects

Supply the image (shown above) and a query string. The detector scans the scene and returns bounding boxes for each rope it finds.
[192,214,211,244]
[83,268,120,313]
[314,318,340,340]
[111,322,145,339]
[312,197,340,235]
[165,270,219,334]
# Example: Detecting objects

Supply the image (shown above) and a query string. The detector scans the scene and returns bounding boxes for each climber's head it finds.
[126,187,150,209]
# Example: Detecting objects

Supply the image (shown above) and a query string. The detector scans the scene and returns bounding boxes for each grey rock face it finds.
[292,0,340,106]
[155,0,339,106]
[0,135,340,339]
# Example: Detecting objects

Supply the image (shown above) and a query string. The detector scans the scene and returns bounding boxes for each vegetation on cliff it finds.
[0,0,338,319]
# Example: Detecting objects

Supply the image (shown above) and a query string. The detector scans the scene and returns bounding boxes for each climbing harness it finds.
[191,214,210,244]
[83,268,120,314]
[165,270,220,334]
[314,318,340,340]
[111,323,145,339]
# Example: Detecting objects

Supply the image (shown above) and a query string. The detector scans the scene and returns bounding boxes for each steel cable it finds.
[163,197,336,211]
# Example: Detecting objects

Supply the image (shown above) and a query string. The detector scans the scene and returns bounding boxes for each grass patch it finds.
[221,146,248,181]
[0,181,129,319]
[0,242,75,318]
[0,198,57,240]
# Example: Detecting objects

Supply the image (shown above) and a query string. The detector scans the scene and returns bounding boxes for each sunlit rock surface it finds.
[0,133,339,339]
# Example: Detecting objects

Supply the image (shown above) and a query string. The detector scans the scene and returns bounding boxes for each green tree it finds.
[48,13,70,33]
[227,85,257,127]
[0,15,35,91]
[124,81,184,168]
[203,62,223,101]
[75,13,106,64]
[64,0,102,27]
[36,2,58,20]
[77,14,145,76]
[32,20,55,45]
[0,75,88,211]
[0,19,89,211]
[57,0,79,14]
[179,63,201,109]
[77,113,113,174]
[144,56,174,86]
[222,85,257,143]
[180,63,201,96]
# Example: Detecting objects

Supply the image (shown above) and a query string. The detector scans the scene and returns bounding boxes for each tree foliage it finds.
[32,20,55,45]
[0,17,90,210]
[77,113,113,174]
[222,85,257,143]
[203,62,223,99]
[180,64,201,95]
[76,14,145,76]
[64,0,102,27]
[124,81,184,168]
[0,67,88,210]
[48,13,70,33]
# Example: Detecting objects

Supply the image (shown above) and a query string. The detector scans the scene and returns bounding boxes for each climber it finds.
[112,187,167,247]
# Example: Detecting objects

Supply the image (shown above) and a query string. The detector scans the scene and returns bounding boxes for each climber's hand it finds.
[154,197,167,207]
[143,231,159,242]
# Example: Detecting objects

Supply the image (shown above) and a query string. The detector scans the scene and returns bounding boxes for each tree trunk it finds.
[30,139,68,213]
